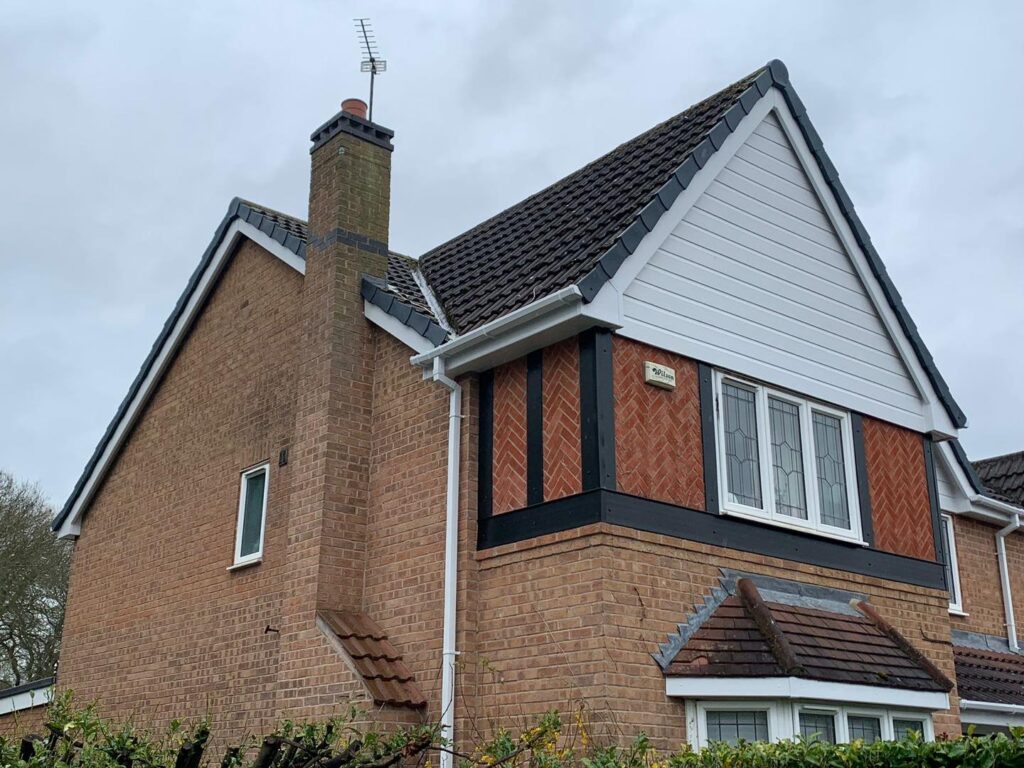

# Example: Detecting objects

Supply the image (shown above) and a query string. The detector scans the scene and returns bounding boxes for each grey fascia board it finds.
[951,439,985,494]
[0,677,54,699]
[360,275,449,348]
[573,57,967,430]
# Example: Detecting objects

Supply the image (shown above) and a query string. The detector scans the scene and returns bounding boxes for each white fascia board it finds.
[960,700,1024,727]
[596,88,956,437]
[56,220,303,540]
[409,285,618,376]
[936,442,1024,524]
[665,676,949,711]
[364,301,434,354]
[0,686,53,715]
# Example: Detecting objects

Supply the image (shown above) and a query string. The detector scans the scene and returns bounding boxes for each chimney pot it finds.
[341,98,368,120]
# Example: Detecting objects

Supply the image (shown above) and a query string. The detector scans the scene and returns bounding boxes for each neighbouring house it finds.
[4,60,1024,749]
[0,679,53,736]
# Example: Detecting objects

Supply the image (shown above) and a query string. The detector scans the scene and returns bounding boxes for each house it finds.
[7,60,1024,749]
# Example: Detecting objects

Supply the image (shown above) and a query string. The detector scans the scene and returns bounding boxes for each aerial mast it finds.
[354,18,386,122]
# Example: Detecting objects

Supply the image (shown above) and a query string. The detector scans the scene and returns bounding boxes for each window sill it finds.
[228,557,262,572]
[721,508,867,548]
[948,608,968,617]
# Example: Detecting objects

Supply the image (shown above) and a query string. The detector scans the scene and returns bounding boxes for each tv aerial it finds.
[354,18,386,122]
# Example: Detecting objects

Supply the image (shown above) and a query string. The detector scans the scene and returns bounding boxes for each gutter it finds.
[960,700,1024,715]
[426,357,462,768]
[996,515,1021,652]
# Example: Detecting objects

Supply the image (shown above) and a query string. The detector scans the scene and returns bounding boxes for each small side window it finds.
[941,513,963,613]
[234,464,269,566]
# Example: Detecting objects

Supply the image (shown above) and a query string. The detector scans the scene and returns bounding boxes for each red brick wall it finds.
[862,417,935,560]
[949,514,1024,640]
[0,704,48,738]
[492,358,527,514]
[542,339,581,501]
[612,337,704,509]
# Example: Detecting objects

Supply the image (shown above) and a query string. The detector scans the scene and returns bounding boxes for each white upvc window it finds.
[688,700,933,749]
[714,371,863,544]
[233,463,269,567]
[940,513,964,614]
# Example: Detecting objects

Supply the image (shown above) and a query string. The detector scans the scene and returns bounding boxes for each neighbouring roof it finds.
[955,644,1024,706]
[0,677,54,700]
[318,610,426,709]
[412,59,965,430]
[973,451,1024,507]
[661,577,951,693]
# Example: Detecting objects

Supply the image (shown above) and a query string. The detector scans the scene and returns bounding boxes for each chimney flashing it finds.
[310,108,394,153]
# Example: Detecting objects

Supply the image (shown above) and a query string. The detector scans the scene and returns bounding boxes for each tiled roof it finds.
[418,68,764,334]
[973,451,1024,507]
[954,644,1024,706]
[318,610,426,709]
[235,199,309,251]
[663,578,951,692]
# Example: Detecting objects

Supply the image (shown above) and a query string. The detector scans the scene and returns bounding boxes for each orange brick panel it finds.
[492,357,528,514]
[862,417,934,560]
[543,339,582,501]
[613,337,704,510]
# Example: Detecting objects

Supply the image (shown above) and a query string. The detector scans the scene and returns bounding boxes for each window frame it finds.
[713,371,863,544]
[233,462,270,567]
[940,513,965,614]
[687,699,934,749]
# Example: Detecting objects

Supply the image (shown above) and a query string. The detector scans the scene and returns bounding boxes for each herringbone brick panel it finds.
[543,338,582,501]
[613,337,704,509]
[492,357,528,514]
[862,416,934,560]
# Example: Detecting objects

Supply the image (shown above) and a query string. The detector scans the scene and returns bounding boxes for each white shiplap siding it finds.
[621,111,924,427]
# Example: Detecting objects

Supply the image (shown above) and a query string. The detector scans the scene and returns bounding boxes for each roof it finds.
[973,450,1024,507]
[414,59,966,429]
[662,577,951,693]
[318,610,426,709]
[0,677,54,699]
[954,644,1024,706]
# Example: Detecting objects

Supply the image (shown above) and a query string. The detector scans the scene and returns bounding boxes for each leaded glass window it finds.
[769,397,807,519]
[893,719,925,740]
[723,382,762,508]
[705,710,769,745]
[848,715,882,744]
[798,712,836,743]
[812,411,851,529]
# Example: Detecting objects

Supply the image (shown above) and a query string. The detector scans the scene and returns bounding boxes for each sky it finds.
[1,1,1022,507]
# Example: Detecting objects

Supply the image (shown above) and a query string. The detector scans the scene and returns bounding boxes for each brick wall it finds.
[0,704,48,738]
[491,358,527,514]
[612,338,703,509]
[542,339,581,501]
[862,417,935,560]
[949,514,1024,641]
[471,524,960,747]
[57,241,337,736]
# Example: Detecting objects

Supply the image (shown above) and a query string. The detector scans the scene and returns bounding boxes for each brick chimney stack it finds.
[277,100,395,719]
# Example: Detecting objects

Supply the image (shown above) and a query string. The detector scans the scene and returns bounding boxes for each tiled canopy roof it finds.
[663,578,951,693]
[973,451,1024,507]
[954,644,1024,706]
[318,610,426,709]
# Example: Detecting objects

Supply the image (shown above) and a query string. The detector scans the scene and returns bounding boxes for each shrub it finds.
[3,695,1024,768]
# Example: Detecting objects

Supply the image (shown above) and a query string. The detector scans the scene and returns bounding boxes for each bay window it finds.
[714,371,862,543]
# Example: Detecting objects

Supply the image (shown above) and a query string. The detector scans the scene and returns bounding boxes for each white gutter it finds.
[429,356,462,768]
[996,514,1021,652]
[960,700,1024,715]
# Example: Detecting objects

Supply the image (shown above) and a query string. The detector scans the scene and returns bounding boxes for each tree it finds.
[0,470,70,688]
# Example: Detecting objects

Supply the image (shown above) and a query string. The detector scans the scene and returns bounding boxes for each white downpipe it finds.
[996,515,1021,652]
[431,356,462,766]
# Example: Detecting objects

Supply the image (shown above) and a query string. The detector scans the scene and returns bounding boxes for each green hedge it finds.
[3,695,1024,768]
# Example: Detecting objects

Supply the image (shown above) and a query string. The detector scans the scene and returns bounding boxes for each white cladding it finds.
[620,111,925,429]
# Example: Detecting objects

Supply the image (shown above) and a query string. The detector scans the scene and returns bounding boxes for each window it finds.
[940,514,964,613]
[715,372,862,542]
[234,463,269,566]
[688,701,933,750]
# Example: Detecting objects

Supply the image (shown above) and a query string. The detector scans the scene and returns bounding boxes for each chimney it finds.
[341,98,368,120]
[276,100,396,716]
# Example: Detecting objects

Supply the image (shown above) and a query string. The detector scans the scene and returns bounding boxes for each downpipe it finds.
[430,357,462,767]
[996,515,1020,652]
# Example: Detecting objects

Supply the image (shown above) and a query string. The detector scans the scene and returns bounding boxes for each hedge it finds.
[3,694,1024,768]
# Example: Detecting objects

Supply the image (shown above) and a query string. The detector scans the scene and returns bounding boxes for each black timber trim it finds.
[361,276,448,346]
[478,489,946,590]
[0,677,54,699]
[697,363,719,514]
[53,197,306,532]
[526,350,544,505]
[478,370,494,520]
[574,58,966,430]
[309,109,395,153]
[923,438,946,575]
[579,329,616,491]
[850,413,875,547]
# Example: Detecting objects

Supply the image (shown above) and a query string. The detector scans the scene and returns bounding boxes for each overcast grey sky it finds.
[2,1,1022,506]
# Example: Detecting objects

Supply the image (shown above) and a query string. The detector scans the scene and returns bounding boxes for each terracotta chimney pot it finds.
[341,98,368,120]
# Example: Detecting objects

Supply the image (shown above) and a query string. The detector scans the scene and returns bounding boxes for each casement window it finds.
[714,371,862,543]
[940,513,964,613]
[233,463,269,566]
[689,700,932,749]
